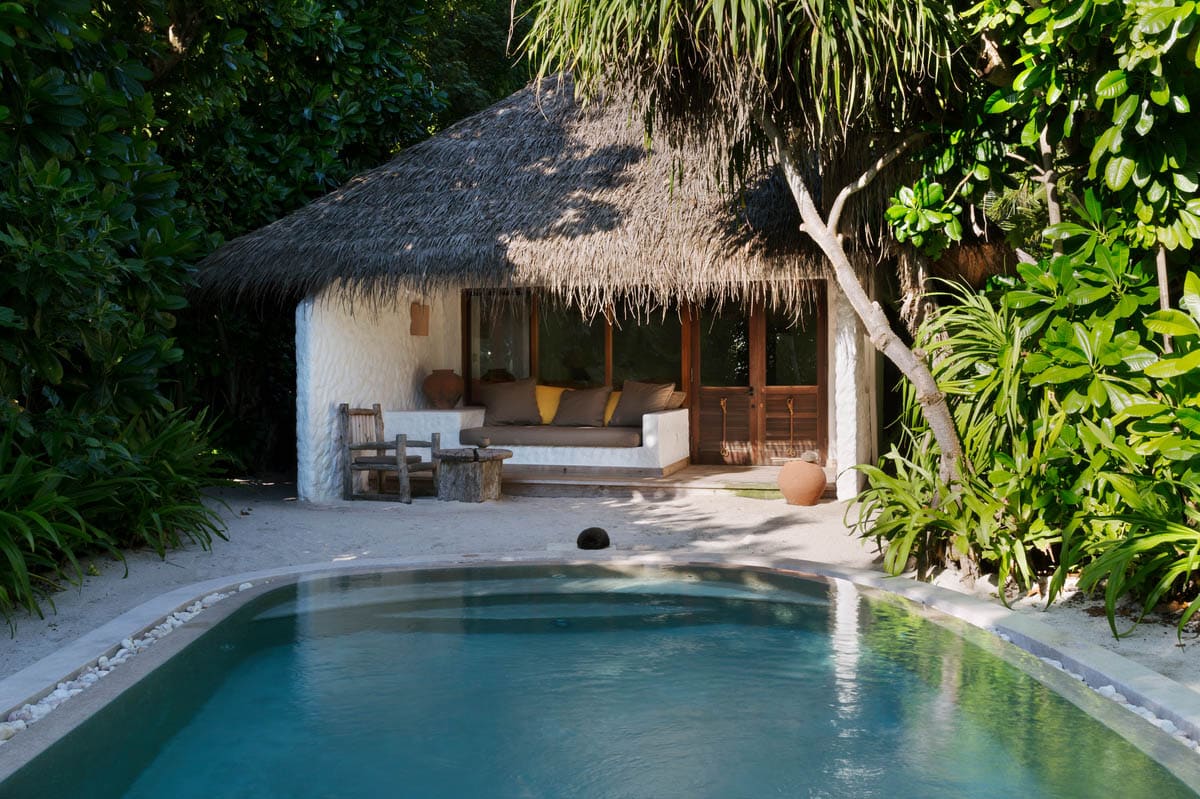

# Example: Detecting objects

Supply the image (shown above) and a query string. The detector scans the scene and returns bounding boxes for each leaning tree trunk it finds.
[760,117,964,492]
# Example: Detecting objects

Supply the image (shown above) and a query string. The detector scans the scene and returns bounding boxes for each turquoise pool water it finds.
[7,566,1199,798]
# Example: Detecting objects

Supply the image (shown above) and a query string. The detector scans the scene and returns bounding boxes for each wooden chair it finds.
[338,403,441,503]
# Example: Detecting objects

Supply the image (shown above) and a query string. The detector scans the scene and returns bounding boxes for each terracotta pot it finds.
[778,459,826,506]
[422,369,464,409]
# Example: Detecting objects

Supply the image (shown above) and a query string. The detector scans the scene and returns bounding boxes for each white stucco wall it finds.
[296,286,462,502]
[828,280,876,501]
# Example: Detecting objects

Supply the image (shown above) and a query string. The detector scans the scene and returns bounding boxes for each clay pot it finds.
[778,459,826,506]
[422,369,464,409]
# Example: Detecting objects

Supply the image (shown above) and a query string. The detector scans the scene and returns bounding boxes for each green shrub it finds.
[854,224,1200,634]
[0,429,111,618]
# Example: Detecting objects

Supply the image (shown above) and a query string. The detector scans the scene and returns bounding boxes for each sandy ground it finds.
[2,483,1198,695]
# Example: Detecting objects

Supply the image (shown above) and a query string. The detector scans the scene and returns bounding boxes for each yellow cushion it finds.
[535,385,567,424]
[603,391,621,425]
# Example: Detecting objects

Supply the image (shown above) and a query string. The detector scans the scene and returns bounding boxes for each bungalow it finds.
[198,79,884,503]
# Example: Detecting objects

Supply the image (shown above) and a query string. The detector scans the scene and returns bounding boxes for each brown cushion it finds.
[552,386,612,427]
[461,425,641,447]
[608,381,675,427]
[666,391,686,410]
[478,378,541,425]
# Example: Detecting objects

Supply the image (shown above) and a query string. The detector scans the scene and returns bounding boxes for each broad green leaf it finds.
[1145,348,1200,378]
[1044,222,1089,240]
[1135,105,1155,136]
[1120,347,1159,370]
[1112,95,1138,126]
[1026,6,1052,24]
[1067,284,1111,305]
[1144,310,1200,336]
[1029,364,1091,385]
[1150,77,1172,107]
[1160,223,1180,249]
[1105,156,1136,190]
[1013,63,1046,92]
[1021,118,1041,147]
[985,91,1017,114]
[1005,290,1048,309]
[1116,402,1169,419]
[1140,8,1180,35]
[1095,70,1128,100]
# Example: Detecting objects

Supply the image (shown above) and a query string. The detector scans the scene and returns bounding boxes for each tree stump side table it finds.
[436,447,513,502]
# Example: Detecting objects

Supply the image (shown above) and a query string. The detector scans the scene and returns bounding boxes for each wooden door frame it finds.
[687,290,827,465]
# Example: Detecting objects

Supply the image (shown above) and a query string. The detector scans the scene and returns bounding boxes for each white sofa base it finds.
[384,408,690,476]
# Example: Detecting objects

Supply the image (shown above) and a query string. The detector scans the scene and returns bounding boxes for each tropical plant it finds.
[0,430,110,618]
[857,231,1200,634]
[0,0,224,618]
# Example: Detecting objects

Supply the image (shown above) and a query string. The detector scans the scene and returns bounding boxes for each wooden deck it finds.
[406,463,837,500]
[493,463,837,499]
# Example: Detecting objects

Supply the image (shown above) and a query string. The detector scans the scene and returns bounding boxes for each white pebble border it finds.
[0,582,254,745]
[984,625,1200,755]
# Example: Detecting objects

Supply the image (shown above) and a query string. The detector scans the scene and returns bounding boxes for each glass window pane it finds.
[470,293,530,382]
[765,307,818,385]
[537,304,605,386]
[612,310,682,388]
[699,305,750,386]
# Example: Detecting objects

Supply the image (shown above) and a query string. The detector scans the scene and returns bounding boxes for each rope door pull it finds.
[719,397,730,458]
[786,396,795,448]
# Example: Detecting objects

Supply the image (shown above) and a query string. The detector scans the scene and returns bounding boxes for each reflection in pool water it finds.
[7,566,1199,798]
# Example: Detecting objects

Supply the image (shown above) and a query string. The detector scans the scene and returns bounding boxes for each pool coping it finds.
[3,550,1200,773]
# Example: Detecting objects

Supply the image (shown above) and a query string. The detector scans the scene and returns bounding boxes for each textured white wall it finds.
[296,286,462,502]
[829,281,873,500]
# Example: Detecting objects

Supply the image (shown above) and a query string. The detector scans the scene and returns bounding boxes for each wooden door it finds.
[693,304,755,463]
[690,293,826,465]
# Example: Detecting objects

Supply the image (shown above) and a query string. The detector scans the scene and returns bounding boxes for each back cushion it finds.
[478,378,541,425]
[608,381,675,427]
[551,386,613,427]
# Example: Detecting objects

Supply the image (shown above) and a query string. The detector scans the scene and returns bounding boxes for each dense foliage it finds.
[0,0,523,619]
[887,0,1200,260]
[859,0,1200,634]
[163,0,528,473]
[0,0,228,617]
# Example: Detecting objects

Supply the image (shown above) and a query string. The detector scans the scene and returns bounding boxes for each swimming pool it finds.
[5,564,1200,797]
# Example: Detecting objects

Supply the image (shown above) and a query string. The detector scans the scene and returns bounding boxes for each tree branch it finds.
[1005,150,1047,178]
[827,132,926,234]
[1014,247,1038,265]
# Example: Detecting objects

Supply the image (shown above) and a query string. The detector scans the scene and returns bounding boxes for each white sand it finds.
[1,483,1197,693]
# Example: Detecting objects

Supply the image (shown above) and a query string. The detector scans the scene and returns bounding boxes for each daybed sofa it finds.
[383,380,690,476]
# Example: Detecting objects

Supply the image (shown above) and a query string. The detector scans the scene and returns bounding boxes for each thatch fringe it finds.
[198,77,890,317]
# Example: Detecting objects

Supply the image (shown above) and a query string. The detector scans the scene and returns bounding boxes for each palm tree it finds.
[521,0,971,487]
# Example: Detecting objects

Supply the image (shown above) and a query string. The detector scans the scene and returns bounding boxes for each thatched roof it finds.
[198,77,858,315]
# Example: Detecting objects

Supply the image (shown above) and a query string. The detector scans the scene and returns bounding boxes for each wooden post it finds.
[396,434,411,504]
[338,403,353,500]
